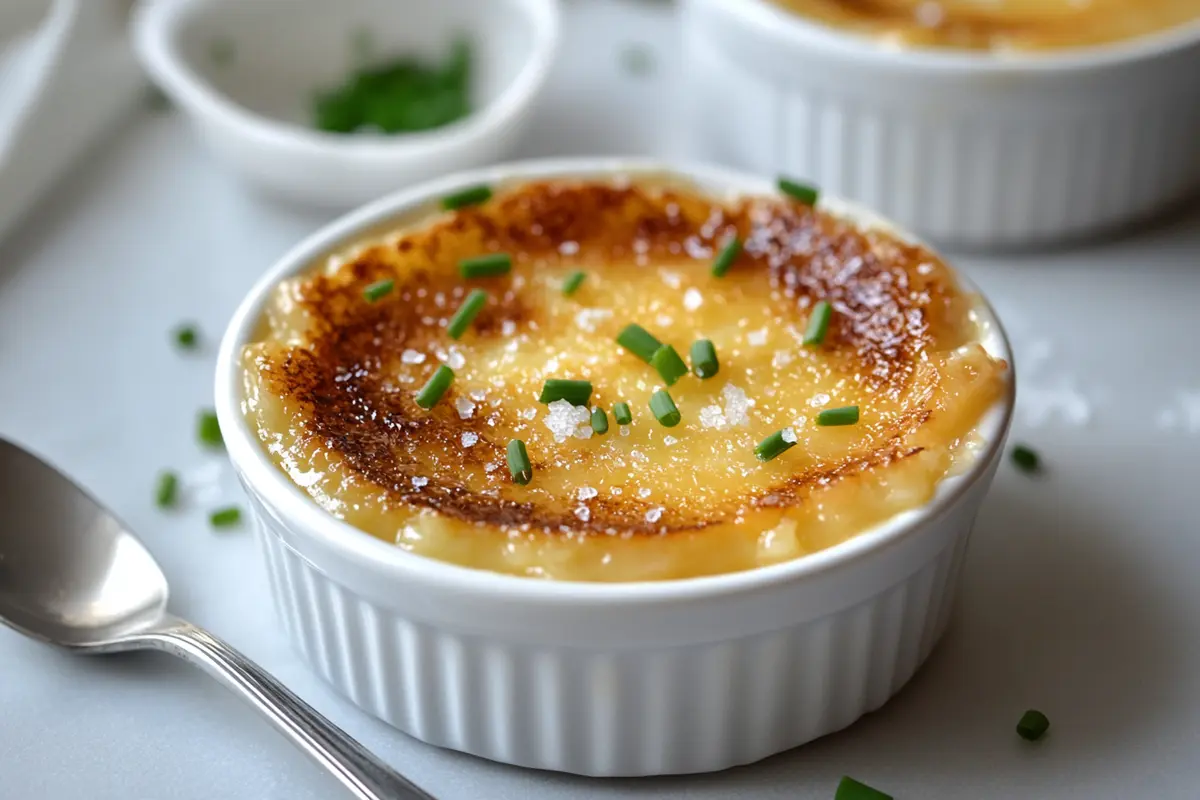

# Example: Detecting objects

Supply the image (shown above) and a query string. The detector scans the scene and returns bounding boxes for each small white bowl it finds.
[215,158,1015,776]
[681,0,1200,249]
[131,0,559,208]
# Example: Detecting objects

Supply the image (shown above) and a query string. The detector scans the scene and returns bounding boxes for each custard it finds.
[770,0,1200,51]
[241,178,1008,582]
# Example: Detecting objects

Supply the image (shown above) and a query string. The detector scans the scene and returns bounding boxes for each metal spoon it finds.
[0,438,435,800]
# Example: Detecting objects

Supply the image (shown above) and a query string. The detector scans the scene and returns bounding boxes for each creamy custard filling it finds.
[241,179,1008,582]
[770,0,1200,51]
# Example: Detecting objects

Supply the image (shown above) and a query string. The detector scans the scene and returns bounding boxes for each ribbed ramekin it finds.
[215,159,1015,776]
[681,0,1200,249]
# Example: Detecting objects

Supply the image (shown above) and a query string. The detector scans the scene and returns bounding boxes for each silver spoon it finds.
[0,437,436,800]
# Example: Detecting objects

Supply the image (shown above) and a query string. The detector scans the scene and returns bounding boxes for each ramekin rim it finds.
[214,157,1015,605]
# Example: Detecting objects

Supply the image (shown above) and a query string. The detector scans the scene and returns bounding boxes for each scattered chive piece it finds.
[155,471,179,509]
[710,236,743,278]
[835,776,892,800]
[209,506,242,528]
[173,324,199,349]
[616,323,663,363]
[690,339,719,379]
[197,410,223,448]
[507,439,532,485]
[817,405,860,427]
[561,270,587,296]
[591,408,609,434]
[1016,709,1050,741]
[458,252,512,279]
[441,184,492,210]
[755,429,797,462]
[650,344,689,386]
[613,402,633,425]
[415,365,454,409]
[649,389,681,427]
[803,300,833,346]
[364,279,394,302]
[538,379,593,406]
[446,288,488,339]
[1011,444,1041,474]
[778,176,820,206]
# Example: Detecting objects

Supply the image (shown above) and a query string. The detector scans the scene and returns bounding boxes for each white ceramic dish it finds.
[215,158,1015,777]
[131,0,559,209]
[681,0,1200,249]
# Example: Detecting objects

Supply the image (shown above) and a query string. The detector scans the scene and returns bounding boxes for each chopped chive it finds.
[441,184,492,210]
[447,288,488,339]
[415,365,454,409]
[364,279,394,302]
[591,408,609,434]
[538,379,593,406]
[690,339,719,379]
[459,252,512,279]
[155,471,179,509]
[561,270,587,296]
[209,506,242,528]
[835,776,892,800]
[650,345,688,386]
[1016,709,1050,741]
[1011,444,1041,474]
[803,300,833,346]
[710,236,743,278]
[613,401,633,425]
[778,176,820,206]
[616,323,663,363]
[649,389,681,427]
[197,410,223,448]
[173,324,199,349]
[755,429,797,462]
[507,439,532,485]
[817,405,859,427]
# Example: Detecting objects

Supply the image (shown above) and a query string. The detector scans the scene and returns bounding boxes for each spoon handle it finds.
[140,619,437,800]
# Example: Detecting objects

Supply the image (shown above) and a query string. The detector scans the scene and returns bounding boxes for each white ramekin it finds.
[681,0,1200,249]
[215,159,1015,777]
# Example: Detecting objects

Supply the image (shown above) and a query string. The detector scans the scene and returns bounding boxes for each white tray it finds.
[2,1,1200,798]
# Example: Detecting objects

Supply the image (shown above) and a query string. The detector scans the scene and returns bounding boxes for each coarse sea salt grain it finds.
[781,427,797,444]
[683,287,703,311]
[699,404,726,430]
[611,487,623,496]
[485,463,498,473]
[545,399,592,443]
[619,425,630,437]
[577,486,599,501]
[501,320,517,337]
[455,397,476,419]
[747,328,768,346]
[575,506,591,522]
[575,308,613,333]
[469,389,488,402]
[461,432,479,447]
[645,507,664,523]
[401,349,426,364]
[722,384,753,427]
[638,487,652,499]
[663,435,677,446]
[411,476,429,488]
[520,407,538,420]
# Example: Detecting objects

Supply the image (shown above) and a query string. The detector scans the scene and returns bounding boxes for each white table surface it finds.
[3,1,1200,798]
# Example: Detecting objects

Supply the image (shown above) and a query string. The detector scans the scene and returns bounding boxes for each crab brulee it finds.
[240,177,1008,582]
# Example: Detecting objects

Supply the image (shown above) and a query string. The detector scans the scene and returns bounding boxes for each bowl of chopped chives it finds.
[132,0,559,208]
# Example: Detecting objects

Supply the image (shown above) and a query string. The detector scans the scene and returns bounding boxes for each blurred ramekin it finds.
[681,0,1200,249]
[215,159,1015,776]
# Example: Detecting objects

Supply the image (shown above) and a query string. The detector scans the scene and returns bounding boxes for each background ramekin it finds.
[681,0,1200,249]
[215,159,1016,776]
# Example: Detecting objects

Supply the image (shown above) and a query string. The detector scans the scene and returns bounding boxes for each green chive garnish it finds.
[415,365,454,409]
[364,279,394,302]
[616,323,662,363]
[447,288,488,339]
[1011,445,1040,474]
[778,176,820,206]
[209,506,242,528]
[591,408,609,434]
[1016,709,1050,741]
[507,439,532,485]
[690,339,718,379]
[173,324,199,349]
[803,300,832,346]
[754,429,797,462]
[561,270,587,296]
[710,236,742,278]
[441,184,492,210]
[649,389,681,427]
[613,402,633,425]
[155,471,179,509]
[538,379,593,406]
[459,252,512,279]
[835,776,892,800]
[817,405,859,426]
[197,410,223,448]
[650,344,688,386]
